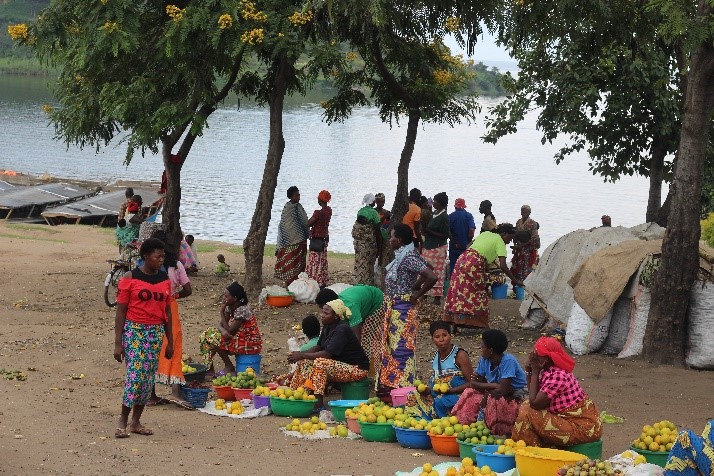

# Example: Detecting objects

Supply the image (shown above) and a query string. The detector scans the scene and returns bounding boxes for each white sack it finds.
[600,297,632,355]
[618,286,650,359]
[686,281,714,369]
[565,303,611,355]
[288,272,320,303]
[327,283,353,295]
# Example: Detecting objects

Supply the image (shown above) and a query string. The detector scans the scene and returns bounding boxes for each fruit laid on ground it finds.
[269,386,317,401]
[631,420,678,453]
[215,398,227,411]
[328,424,350,438]
[455,421,503,446]
[558,458,622,476]
[621,450,647,466]
[216,400,244,415]
[283,417,329,435]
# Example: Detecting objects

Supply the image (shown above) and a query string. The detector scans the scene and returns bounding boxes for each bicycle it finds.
[104,242,140,307]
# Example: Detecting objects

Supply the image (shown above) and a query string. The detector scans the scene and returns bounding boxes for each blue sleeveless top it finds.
[432,345,464,378]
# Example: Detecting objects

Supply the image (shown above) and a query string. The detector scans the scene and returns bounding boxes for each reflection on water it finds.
[0,75,660,253]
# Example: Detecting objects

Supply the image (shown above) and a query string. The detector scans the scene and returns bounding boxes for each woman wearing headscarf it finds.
[305,190,332,287]
[422,192,450,305]
[198,282,262,375]
[352,193,382,286]
[287,299,370,411]
[511,204,540,282]
[512,337,602,447]
[275,186,309,287]
[444,223,524,331]
[377,224,437,394]
[374,192,392,288]
[664,420,714,476]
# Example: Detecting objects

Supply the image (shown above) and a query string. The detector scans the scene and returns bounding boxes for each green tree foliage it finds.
[486,0,684,221]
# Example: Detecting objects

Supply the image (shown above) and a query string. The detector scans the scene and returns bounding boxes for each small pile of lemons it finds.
[215,399,244,415]
[283,416,327,435]
[181,361,196,373]
[419,457,496,476]
[631,420,677,452]
[495,438,527,455]
[269,386,316,401]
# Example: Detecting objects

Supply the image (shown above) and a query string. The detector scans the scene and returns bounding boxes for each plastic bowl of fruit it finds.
[212,385,236,401]
[515,447,587,476]
[328,399,368,422]
[394,426,432,449]
[183,363,208,383]
[429,433,460,456]
[628,446,669,467]
[232,387,254,401]
[472,444,517,472]
[359,421,397,443]
[266,293,295,307]
[269,396,316,417]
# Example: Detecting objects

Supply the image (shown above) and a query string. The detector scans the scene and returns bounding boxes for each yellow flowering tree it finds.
[14,0,263,247]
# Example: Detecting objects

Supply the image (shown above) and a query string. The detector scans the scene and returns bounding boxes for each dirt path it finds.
[0,222,710,475]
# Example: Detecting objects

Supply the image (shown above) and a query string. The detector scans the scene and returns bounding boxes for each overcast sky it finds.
[446,30,513,64]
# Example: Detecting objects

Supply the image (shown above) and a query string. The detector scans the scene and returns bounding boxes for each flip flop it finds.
[145,397,169,407]
[129,426,154,436]
[115,428,130,439]
[166,396,195,410]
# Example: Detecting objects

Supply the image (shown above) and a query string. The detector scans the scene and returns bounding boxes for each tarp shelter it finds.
[0,183,96,219]
[520,223,714,369]
[41,188,161,226]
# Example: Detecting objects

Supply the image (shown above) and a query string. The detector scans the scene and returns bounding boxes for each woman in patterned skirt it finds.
[199,282,262,374]
[377,224,437,395]
[352,193,382,286]
[305,190,332,286]
[444,223,522,331]
[512,337,602,447]
[114,238,173,438]
[275,186,309,287]
[422,192,450,305]
[288,299,370,412]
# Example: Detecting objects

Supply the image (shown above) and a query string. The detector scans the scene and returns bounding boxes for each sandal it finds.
[310,405,327,416]
[115,428,130,439]
[145,397,169,407]
[129,426,154,436]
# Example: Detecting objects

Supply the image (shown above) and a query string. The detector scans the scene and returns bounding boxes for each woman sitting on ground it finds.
[664,419,714,476]
[451,329,527,435]
[287,299,370,412]
[512,336,602,447]
[199,282,262,375]
[405,321,474,419]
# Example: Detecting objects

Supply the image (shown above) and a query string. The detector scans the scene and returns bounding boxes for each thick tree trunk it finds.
[390,110,421,227]
[655,188,672,227]
[243,58,289,296]
[161,141,183,252]
[645,136,666,222]
[643,39,714,365]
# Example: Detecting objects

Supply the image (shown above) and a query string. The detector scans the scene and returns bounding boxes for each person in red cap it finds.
[512,336,602,447]
[305,190,332,286]
[448,197,475,274]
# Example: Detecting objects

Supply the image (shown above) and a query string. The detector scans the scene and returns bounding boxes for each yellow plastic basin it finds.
[515,446,587,476]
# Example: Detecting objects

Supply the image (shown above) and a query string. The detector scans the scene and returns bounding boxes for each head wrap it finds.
[534,336,575,372]
[427,197,434,208]
[375,192,385,200]
[326,299,352,320]
[521,204,532,212]
[454,198,467,209]
[318,190,332,203]
[227,282,248,306]
[362,193,376,207]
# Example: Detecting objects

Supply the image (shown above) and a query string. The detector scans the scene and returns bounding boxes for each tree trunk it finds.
[243,58,290,296]
[655,188,672,227]
[645,136,666,222]
[643,39,714,365]
[161,141,183,252]
[390,110,421,227]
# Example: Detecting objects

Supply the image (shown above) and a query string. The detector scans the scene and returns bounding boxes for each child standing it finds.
[405,321,474,419]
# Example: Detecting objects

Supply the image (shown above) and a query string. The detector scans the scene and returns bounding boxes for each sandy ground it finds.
[0,221,712,476]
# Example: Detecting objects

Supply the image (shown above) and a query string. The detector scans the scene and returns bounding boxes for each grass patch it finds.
[7,223,61,234]
[196,243,354,258]
[0,232,66,243]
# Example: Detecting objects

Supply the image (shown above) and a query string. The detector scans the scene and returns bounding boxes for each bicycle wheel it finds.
[103,267,124,307]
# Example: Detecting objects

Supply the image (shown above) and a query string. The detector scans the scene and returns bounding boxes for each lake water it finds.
[0,75,659,253]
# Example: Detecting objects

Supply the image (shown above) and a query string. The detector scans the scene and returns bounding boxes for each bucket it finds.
[390,387,416,407]
[341,378,370,400]
[566,440,603,460]
[491,283,508,299]
[514,286,526,301]
[235,354,261,373]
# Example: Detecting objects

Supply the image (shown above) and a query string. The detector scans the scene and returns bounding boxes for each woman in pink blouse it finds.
[512,336,602,447]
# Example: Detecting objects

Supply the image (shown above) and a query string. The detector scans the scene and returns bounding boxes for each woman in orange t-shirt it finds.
[113,238,173,438]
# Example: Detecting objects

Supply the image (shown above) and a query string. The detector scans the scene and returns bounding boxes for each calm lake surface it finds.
[0,75,659,253]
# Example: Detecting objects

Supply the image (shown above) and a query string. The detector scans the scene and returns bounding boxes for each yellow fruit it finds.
[481,466,491,474]
[433,384,440,393]
[440,383,450,394]
[422,463,433,473]
[448,415,459,425]
[417,384,427,392]
[515,439,527,447]
[461,457,474,467]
